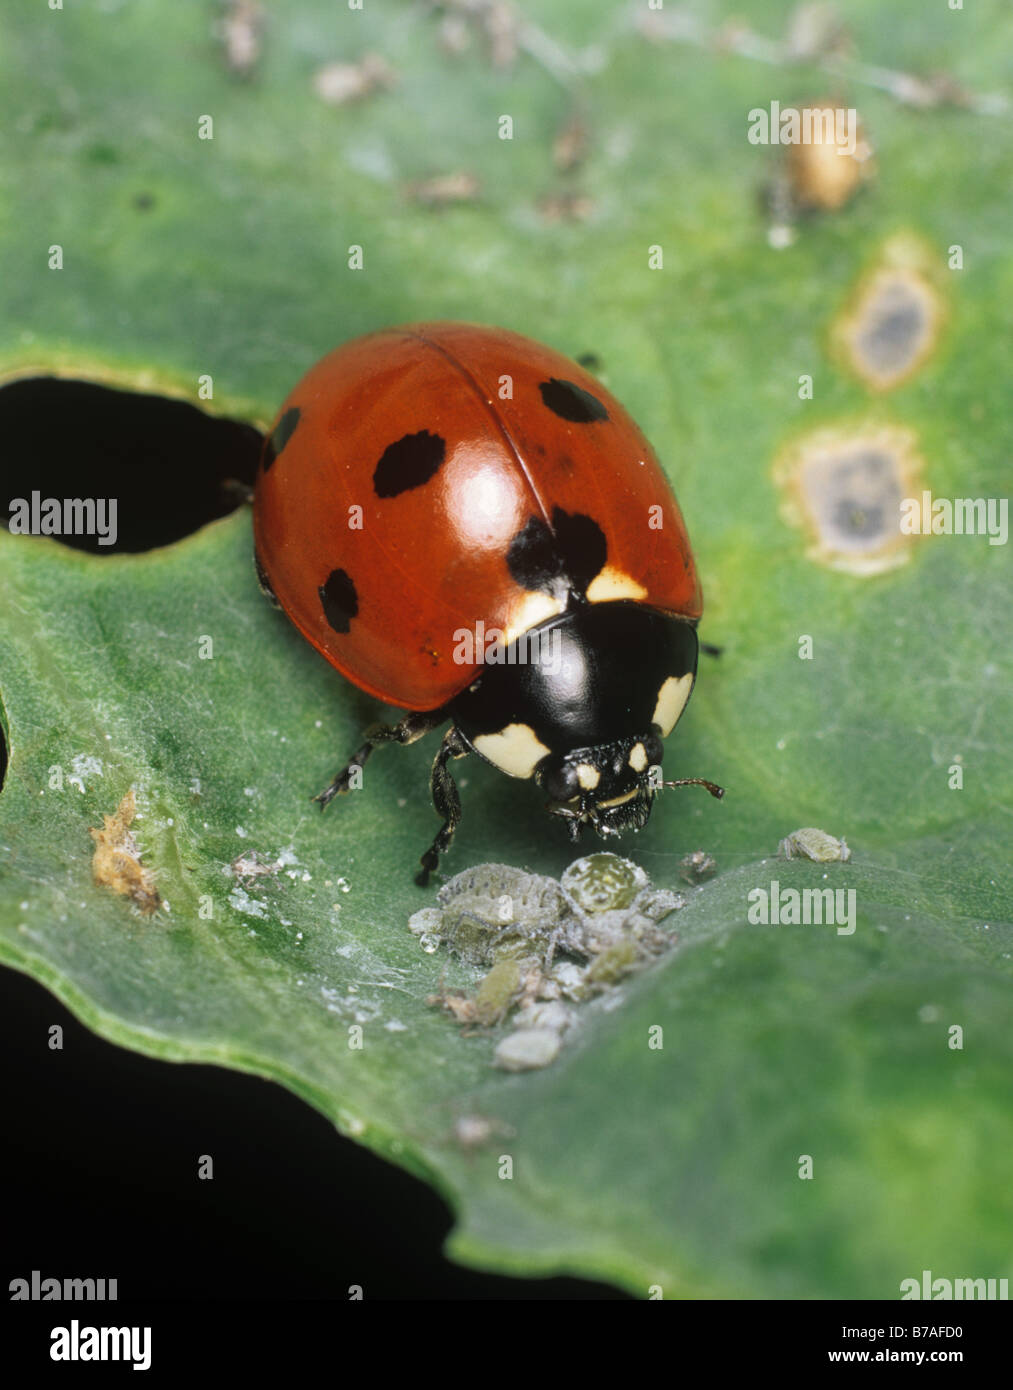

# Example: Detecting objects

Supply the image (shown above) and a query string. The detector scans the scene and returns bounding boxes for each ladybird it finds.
[253,323,722,884]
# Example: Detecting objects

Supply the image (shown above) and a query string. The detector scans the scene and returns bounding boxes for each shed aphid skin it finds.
[253,323,723,883]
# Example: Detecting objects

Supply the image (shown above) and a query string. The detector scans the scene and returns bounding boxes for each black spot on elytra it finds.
[553,509,608,593]
[373,430,445,498]
[319,568,358,634]
[507,517,557,593]
[538,378,608,424]
[261,407,301,472]
[253,548,281,608]
[507,507,607,600]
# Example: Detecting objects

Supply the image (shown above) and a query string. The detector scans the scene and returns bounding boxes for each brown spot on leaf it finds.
[773,425,924,576]
[538,190,594,223]
[89,788,161,915]
[786,102,874,212]
[834,238,944,390]
[438,15,472,59]
[553,112,590,172]
[217,0,263,79]
[405,171,480,207]
[313,55,395,106]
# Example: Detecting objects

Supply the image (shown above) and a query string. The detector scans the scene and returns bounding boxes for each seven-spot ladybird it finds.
[252,323,722,884]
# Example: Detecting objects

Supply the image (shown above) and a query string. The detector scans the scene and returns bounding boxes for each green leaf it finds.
[2,0,1012,1296]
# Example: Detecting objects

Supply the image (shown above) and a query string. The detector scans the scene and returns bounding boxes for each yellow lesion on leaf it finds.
[786,103,875,212]
[89,788,161,916]
[832,236,945,392]
[772,423,925,577]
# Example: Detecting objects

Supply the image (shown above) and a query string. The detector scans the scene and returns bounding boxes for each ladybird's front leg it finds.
[416,725,470,887]
[313,709,445,809]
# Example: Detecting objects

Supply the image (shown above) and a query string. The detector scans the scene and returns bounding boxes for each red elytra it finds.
[253,321,721,883]
[253,321,701,711]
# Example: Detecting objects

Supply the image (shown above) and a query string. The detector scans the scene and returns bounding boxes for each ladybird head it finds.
[535,730,664,841]
[451,601,722,841]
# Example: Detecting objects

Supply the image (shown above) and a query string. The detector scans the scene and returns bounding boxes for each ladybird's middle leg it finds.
[416,725,470,887]
[313,709,445,809]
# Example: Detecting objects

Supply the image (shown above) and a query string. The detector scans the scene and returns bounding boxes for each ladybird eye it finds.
[541,762,579,802]
[644,732,664,766]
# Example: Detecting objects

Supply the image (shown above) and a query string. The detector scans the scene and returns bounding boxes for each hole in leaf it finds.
[0,378,262,553]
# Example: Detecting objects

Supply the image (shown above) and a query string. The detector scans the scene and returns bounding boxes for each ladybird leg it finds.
[700,641,724,658]
[415,725,470,888]
[253,548,282,609]
[313,709,445,809]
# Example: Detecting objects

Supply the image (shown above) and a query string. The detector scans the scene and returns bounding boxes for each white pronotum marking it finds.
[473,723,551,779]
[652,673,693,737]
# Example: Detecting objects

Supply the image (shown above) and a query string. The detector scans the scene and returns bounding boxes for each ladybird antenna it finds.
[662,777,725,800]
